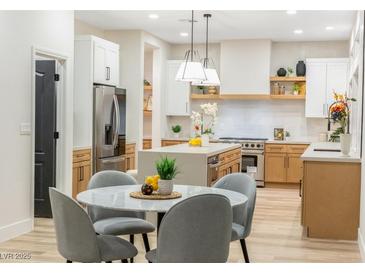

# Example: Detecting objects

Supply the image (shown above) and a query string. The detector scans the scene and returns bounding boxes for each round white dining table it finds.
[77,184,247,212]
[77,184,248,229]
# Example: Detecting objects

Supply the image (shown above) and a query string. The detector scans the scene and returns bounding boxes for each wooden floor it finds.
[0,187,361,263]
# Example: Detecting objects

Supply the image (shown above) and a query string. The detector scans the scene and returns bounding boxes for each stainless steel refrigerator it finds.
[93,85,126,173]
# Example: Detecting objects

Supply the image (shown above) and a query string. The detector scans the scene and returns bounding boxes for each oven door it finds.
[241,150,264,182]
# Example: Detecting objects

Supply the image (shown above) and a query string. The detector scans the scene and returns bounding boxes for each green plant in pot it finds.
[292,83,300,95]
[156,157,179,195]
[171,124,182,138]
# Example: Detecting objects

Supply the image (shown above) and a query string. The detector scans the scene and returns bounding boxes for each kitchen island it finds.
[300,142,361,240]
[137,143,241,187]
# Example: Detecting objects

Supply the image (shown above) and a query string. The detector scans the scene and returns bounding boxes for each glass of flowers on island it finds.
[189,102,218,147]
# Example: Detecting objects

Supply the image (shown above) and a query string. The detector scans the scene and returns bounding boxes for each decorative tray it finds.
[129,191,182,200]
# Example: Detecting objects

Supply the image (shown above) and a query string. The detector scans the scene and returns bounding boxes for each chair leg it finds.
[239,239,250,263]
[142,233,150,252]
[66,260,72,263]
[129,235,134,263]
[121,259,128,263]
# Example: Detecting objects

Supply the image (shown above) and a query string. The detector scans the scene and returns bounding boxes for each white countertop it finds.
[142,143,241,157]
[301,142,361,163]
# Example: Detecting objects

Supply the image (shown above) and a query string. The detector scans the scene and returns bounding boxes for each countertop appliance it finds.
[218,137,267,187]
[93,85,126,173]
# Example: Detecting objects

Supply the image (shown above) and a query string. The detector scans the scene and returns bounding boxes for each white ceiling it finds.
[75,10,356,44]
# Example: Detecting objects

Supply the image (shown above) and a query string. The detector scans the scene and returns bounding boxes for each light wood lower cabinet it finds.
[265,144,308,184]
[217,148,241,180]
[125,143,136,170]
[72,149,92,198]
[143,139,152,149]
[161,140,188,147]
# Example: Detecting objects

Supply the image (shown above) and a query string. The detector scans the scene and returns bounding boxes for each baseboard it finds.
[0,218,33,243]
[358,228,365,262]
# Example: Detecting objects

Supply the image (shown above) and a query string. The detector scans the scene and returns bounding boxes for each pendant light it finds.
[175,10,207,82]
[192,13,220,86]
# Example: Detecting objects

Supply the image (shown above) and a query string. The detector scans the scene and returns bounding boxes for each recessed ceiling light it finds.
[286,10,297,15]
[294,29,303,34]
[148,14,159,19]
[180,32,189,37]
[326,26,334,30]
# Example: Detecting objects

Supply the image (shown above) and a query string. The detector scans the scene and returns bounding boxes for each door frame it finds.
[31,46,70,223]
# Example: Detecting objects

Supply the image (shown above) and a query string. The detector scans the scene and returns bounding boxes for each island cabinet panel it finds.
[72,149,92,198]
[125,143,136,170]
[302,161,360,240]
[265,144,308,184]
[143,139,152,150]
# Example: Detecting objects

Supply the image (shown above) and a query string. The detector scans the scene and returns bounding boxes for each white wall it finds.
[271,41,349,75]
[0,11,74,242]
[74,19,105,38]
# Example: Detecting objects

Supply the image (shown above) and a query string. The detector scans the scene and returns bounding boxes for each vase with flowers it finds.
[190,103,218,146]
[328,92,356,156]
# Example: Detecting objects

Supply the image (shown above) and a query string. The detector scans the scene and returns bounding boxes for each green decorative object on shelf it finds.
[144,79,151,86]
[292,83,300,95]
[287,67,294,76]
[171,125,182,133]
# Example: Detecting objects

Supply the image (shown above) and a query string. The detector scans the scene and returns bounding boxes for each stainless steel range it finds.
[218,137,267,187]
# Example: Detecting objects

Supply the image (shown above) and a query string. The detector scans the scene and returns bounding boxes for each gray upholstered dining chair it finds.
[87,170,155,262]
[145,194,232,263]
[213,173,256,263]
[49,187,137,263]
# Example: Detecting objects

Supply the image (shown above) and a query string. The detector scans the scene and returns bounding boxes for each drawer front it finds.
[126,143,135,154]
[161,140,186,147]
[219,148,241,165]
[287,144,309,154]
[73,149,91,163]
[265,144,287,153]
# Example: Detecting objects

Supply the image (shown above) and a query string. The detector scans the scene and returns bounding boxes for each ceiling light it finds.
[176,11,206,82]
[286,10,297,15]
[180,32,188,37]
[148,14,159,19]
[294,29,303,34]
[326,26,334,30]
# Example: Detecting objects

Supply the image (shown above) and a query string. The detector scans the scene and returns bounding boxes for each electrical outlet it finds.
[20,122,31,135]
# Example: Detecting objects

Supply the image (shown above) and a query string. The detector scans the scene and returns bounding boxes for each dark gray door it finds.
[34,60,57,218]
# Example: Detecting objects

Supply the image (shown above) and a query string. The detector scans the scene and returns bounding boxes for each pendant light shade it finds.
[175,11,206,82]
[192,13,221,86]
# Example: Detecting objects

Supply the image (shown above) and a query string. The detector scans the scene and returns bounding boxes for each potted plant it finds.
[155,157,179,195]
[287,67,294,77]
[171,124,182,138]
[328,92,356,155]
[292,83,300,95]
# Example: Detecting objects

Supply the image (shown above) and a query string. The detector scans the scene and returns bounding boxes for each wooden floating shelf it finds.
[270,76,306,82]
[143,110,152,116]
[270,94,306,100]
[144,85,152,92]
[190,94,221,100]
[191,93,305,100]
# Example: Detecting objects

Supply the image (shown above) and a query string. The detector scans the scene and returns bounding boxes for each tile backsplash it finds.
[166,100,327,141]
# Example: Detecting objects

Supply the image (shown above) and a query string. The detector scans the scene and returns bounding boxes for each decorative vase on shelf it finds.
[201,134,210,146]
[173,132,180,139]
[158,179,174,195]
[340,133,351,156]
[208,86,217,95]
[296,61,306,76]
[277,68,287,77]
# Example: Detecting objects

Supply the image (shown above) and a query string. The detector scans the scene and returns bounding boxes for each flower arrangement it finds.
[190,103,218,137]
[329,92,356,142]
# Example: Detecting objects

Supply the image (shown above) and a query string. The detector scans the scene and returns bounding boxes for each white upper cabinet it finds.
[220,40,271,95]
[93,38,119,86]
[166,60,191,116]
[305,58,349,118]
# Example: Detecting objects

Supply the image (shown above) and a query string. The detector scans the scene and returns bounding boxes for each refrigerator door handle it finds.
[113,94,120,148]
[101,155,125,164]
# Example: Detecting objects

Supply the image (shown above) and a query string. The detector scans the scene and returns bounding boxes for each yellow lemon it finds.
[145,176,154,185]
[151,181,159,191]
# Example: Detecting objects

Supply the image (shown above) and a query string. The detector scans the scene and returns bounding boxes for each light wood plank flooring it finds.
[0,187,361,263]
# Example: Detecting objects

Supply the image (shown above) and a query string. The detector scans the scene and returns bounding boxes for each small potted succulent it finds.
[155,157,179,195]
[171,124,182,138]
